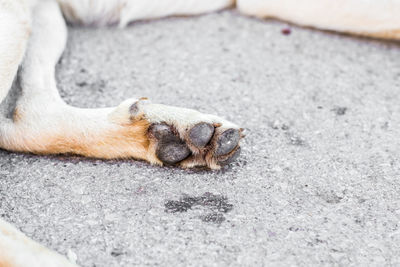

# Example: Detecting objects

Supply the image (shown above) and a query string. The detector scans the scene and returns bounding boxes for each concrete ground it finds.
[1,10,400,266]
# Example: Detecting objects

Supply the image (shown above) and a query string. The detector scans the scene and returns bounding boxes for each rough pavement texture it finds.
[1,10,400,266]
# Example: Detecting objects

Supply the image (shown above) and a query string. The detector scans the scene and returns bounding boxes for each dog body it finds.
[0,0,399,266]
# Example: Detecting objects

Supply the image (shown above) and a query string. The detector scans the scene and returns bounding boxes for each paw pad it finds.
[149,124,191,165]
[188,122,214,148]
[215,129,240,156]
[149,121,242,169]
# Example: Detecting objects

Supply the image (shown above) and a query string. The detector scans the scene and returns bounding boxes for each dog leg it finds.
[109,98,244,169]
[117,0,235,27]
[237,0,400,40]
[0,2,76,267]
[56,0,235,27]
[0,218,78,267]
[0,2,81,266]
[0,0,32,106]
[0,0,243,169]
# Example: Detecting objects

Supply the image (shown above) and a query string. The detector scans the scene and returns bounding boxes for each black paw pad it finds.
[149,123,191,164]
[157,142,191,165]
[215,129,240,156]
[149,124,173,140]
[189,122,214,148]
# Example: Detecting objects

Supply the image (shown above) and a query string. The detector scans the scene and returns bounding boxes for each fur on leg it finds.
[237,0,400,40]
[0,219,77,267]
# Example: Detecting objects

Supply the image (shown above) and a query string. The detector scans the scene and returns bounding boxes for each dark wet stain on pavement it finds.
[164,192,233,224]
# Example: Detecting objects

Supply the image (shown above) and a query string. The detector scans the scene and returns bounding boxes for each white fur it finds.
[237,0,400,37]
[118,0,234,27]
[0,219,77,267]
[57,0,234,27]
[113,98,238,136]
[0,0,32,104]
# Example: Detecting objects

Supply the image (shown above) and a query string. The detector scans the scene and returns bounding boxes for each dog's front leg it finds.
[5,97,243,170]
[0,0,243,169]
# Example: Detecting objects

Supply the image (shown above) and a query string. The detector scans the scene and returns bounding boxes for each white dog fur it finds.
[0,0,399,266]
[237,0,400,39]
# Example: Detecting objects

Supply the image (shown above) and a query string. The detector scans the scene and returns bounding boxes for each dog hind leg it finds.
[0,0,32,109]
[237,0,400,40]
[56,0,235,27]
[118,0,235,27]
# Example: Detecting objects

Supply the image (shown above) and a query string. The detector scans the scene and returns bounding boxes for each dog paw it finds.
[148,122,242,169]
[127,98,244,169]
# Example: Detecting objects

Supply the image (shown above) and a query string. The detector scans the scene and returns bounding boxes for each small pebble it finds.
[281,27,291,35]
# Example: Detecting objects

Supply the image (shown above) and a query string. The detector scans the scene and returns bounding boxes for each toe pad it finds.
[189,122,215,148]
[215,129,240,156]
[149,123,191,165]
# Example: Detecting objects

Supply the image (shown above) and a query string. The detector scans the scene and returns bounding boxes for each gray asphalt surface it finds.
[1,10,400,266]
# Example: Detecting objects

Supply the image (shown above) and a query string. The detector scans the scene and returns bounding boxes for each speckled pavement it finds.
[1,10,400,266]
